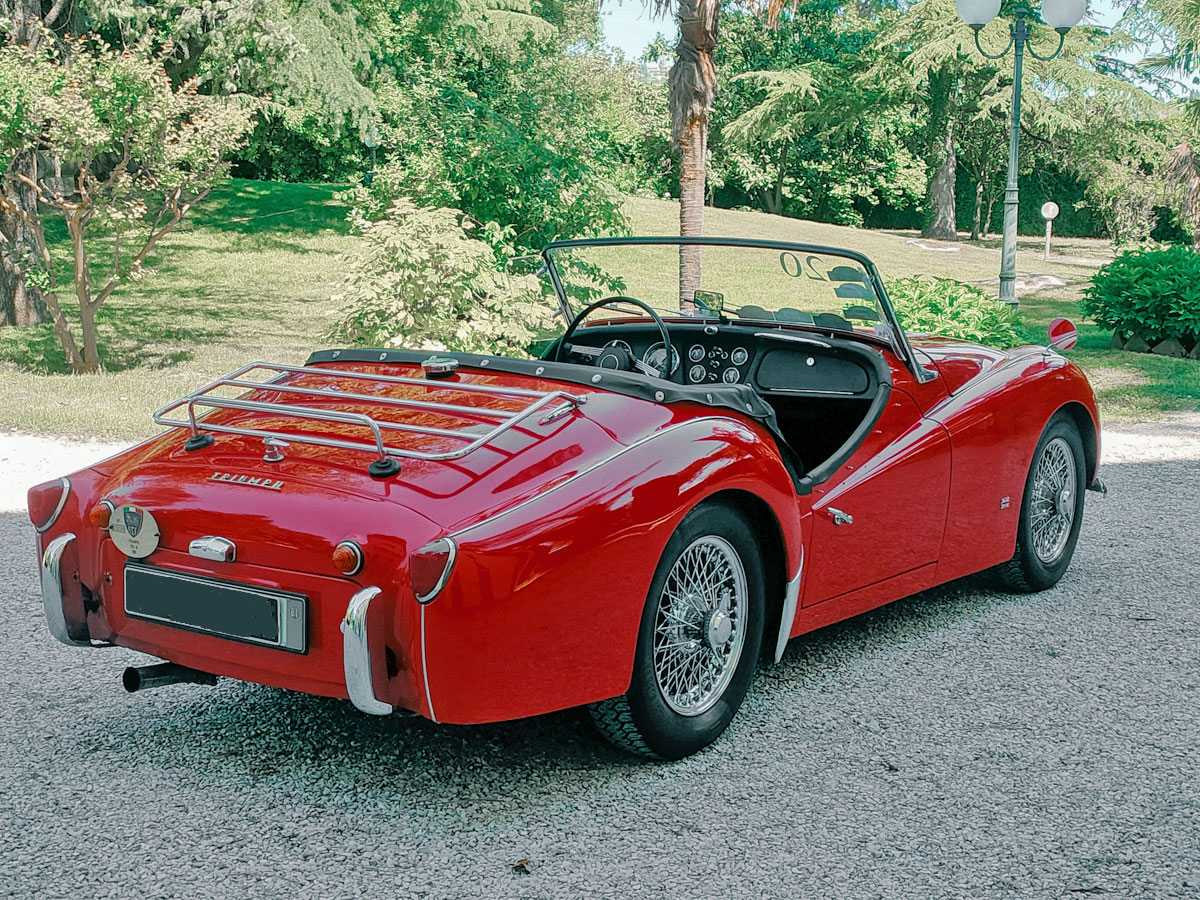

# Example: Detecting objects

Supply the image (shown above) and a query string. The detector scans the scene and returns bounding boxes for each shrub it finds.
[329,200,555,358]
[884,276,1025,349]
[1082,243,1200,349]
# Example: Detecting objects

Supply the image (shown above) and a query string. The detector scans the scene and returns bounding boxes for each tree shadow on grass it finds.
[185,178,353,238]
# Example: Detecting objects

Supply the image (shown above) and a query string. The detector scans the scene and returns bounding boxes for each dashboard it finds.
[561,321,882,398]
[589,336,752,385]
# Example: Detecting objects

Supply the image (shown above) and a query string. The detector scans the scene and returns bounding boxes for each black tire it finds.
[589,502,765,760]
[993,414,1087,592]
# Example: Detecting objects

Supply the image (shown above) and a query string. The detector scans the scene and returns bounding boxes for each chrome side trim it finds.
[421,604,437,723]
[754,331,833,349]
[33,477,71,534]
[773,547,804,664]
[41,533,90,646]
[340,587,393,715]
[449,416,748,539]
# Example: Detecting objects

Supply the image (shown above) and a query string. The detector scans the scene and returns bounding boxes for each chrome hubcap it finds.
[1031,436,1077,564]
[652,535,747,716]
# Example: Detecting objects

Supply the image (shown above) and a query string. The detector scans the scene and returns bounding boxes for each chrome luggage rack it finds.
[153,361,588,477]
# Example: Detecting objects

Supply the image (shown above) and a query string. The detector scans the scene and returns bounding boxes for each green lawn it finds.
[0,180,1196,440]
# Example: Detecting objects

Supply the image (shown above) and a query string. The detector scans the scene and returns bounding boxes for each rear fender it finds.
[423,415,802,724]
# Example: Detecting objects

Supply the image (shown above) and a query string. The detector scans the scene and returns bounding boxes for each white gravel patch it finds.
[1099,412,1200,464]
[0,432,131,514]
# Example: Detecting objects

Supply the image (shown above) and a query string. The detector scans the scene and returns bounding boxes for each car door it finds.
[801,361,952,606]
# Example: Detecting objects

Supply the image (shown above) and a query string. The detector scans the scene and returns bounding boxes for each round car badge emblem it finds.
[108,504,161,559]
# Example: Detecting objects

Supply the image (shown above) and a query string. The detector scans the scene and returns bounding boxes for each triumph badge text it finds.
[209,472,284,491]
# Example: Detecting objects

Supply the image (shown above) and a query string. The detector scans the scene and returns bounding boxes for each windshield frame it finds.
[540,235,931,382]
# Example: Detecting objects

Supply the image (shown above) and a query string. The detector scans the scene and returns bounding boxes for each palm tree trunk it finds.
[667,0,720,310]
[678,117,706,306]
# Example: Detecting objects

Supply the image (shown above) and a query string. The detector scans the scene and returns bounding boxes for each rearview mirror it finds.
[694,290,725,313]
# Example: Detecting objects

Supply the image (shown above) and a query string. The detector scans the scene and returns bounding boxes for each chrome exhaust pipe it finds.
[122,662,217,693]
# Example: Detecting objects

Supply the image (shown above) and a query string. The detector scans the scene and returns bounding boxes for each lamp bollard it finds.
[1042,201,1059,260]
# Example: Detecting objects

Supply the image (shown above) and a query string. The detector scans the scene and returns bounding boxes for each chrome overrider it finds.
[341,586,394,715]
[773,547,804,664]
[41,533,91,646]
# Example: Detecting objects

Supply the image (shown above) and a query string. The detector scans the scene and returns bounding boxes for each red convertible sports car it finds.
[30,237,1103,759]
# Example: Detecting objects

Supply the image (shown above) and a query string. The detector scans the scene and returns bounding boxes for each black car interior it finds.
[549,317,892,485]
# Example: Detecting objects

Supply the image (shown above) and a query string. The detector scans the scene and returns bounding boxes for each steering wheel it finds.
[552,296,678,382]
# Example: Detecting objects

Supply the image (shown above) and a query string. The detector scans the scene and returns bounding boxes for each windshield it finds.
[541,238,894,341]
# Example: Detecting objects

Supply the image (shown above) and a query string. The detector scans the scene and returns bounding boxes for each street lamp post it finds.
[957,0,1087,311]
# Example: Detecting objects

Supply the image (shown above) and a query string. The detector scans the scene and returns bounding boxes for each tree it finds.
[0,0,70,327]
[1,1,375,326]
[870,0,990,241]
[352,1,636,253]
[1136,0,1200,107]
[723,67,820,214]
[873,0,1158,242]
[0,39,255,372]
[1133,0,1200,247]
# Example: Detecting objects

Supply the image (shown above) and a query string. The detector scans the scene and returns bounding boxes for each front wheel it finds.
[993,414,1087,592]
[589,502,765,760]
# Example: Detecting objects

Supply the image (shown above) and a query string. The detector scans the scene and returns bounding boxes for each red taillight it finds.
[332,540,364,576]
[28,477,71,534]
[409,538,456,604]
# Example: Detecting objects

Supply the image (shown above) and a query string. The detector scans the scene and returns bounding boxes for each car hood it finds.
[908,335,1044,394]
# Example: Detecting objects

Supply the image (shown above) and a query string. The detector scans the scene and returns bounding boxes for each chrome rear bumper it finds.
[340,586,394,715]
[41,533,91,646]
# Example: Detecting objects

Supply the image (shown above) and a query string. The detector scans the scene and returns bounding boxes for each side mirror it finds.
[1048,317,1078,351]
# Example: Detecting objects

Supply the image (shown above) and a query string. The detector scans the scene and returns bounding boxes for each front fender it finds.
[422,414,801,724]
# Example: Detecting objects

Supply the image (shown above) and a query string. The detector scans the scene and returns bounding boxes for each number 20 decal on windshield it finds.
[779,252,825,281]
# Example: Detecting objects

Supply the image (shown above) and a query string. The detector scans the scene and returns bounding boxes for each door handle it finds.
[828,507,854,526]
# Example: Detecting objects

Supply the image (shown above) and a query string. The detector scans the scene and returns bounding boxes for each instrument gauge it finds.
[722,367,741,384]
[689,364,706,383]
[730,347,749,366]
[688,344,706,362]
[643,343,680,377]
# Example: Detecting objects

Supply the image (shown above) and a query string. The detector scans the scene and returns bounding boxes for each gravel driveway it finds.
[1,422,1197,899]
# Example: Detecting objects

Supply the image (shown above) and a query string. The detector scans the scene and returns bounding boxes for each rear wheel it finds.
[589,502,765,760]
[994,415,1087,592]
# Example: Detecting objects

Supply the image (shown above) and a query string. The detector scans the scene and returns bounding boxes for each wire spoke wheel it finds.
[1030,436,1077,564]
[651,535,748,716]
[590,502,764,759]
